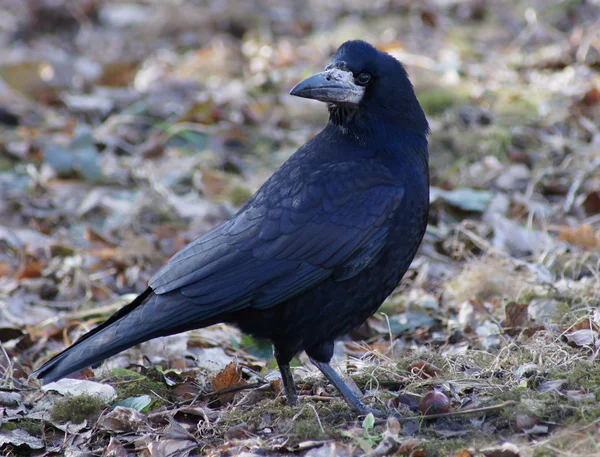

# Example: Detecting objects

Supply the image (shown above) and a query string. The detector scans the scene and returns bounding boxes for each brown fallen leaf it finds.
[502,302,529,336]
[579,86,600,107]
[408,361,443,378]
[211,362,247,403]
[452,450,473,457]
[583,190,600,214]
[564,317,599,333]
[0,263,12,277]
[16,261,42,280]
[408,448,426,457]
[172,381,200,402]
[556,224,598,247]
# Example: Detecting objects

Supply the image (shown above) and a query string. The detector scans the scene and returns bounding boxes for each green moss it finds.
[51,394,106,424]
[494,91,540,125]
[108,368,170,408]
[415,438,470,457]
[221,398,352,444]
[228,184,254,206]
[16,419,43,436]
[551,301,572,324]
[416,86,467,116]
[351,368,404,392]
[550,360,600,401]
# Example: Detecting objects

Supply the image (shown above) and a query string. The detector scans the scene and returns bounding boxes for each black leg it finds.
[278,363,298,406]
[309,357,369,415]
[274,344,299,406]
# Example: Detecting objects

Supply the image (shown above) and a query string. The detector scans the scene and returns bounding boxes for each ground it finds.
[1,1,600,456]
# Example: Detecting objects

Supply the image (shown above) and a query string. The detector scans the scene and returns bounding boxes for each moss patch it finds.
[417,86,468,116]
[108,368,170,408]
[51,394,106,424]
[221,398,352,445]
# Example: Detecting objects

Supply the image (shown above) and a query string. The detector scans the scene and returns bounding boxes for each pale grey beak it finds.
[290,68,364,104]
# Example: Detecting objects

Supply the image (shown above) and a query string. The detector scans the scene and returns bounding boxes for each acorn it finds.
[419,390,450,415]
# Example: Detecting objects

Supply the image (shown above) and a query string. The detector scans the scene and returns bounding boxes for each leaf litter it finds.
[1,0,600,456]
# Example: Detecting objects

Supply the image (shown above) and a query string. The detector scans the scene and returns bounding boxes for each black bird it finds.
[34,40,429,414]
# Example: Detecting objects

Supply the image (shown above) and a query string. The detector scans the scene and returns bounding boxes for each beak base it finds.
[290,69,364,104]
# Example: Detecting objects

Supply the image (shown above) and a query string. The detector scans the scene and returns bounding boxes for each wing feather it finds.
[149,160,405,315]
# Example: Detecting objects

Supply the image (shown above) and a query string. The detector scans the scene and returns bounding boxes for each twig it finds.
[196,381,267,401]
[394,400,516,421]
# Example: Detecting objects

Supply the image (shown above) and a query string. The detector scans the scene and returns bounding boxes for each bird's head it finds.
[290,40,428,135]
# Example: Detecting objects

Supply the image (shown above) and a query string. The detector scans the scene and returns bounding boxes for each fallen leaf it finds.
[172,382,200,402]
[583,190,600,214]
[0,327,24,342]
[105,437,130,457]
[430,187,493,212]
[16,261,42,280]
[485,213,554,255]
[579,86,600,106]
[408,361,443,378]
[146,439,197,457]
[564,329,598,348]
[0,391,21,407]
[0,263,12,277]
[42,378,117,402]
[113,395,152,412]
[557,224,598,247]
[502,302,529,335]
[481,442,522,457]
[211,362,247,402]
[0,428,44,450]
[453,451,473,457]
[100,406,150,433]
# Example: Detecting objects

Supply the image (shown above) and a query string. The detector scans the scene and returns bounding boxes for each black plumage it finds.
[34,40,429,414]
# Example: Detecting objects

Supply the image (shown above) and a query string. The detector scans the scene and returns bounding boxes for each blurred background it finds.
[1,1,600,455]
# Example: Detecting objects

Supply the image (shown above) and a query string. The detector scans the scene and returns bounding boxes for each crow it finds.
[34,40,429,414]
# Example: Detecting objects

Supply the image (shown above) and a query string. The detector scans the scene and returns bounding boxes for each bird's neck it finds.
[327,104,429,140]
[327,104,359,127]
[326,106,428,155]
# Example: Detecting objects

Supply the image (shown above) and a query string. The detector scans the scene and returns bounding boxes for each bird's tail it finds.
[33,288,208,384]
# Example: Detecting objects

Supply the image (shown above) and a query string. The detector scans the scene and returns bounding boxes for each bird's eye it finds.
[356,73,372,86]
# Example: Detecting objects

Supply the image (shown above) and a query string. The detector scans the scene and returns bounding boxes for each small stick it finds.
[395,400,516,421]
[198,381,267,401]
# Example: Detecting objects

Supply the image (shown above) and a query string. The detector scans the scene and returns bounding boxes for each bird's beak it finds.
[290,68,364,104]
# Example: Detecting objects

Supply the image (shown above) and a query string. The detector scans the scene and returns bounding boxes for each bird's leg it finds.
[274,344,298,406]
[309,357,369,415]
[278,363,298,406]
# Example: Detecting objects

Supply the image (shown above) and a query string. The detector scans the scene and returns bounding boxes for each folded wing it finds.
[150,160,405,315]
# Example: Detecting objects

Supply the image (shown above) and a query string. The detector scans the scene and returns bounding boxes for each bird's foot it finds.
[355,403,386,418]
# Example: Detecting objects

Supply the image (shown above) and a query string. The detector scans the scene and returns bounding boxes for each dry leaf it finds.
[211,362,247,402]
[482,442,522,457]
[408,361,443,378]
[16,261,42,280]
[564,329,598,348]
[0,263,12,277]
[100,406,150,433]
[583,190,600,214]
[557,224,598,247]
[105,437,130,457]
[453,451,473,457]
[502,302,529,335]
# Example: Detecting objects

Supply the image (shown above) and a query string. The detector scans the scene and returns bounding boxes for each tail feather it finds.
[33,288,211,384]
